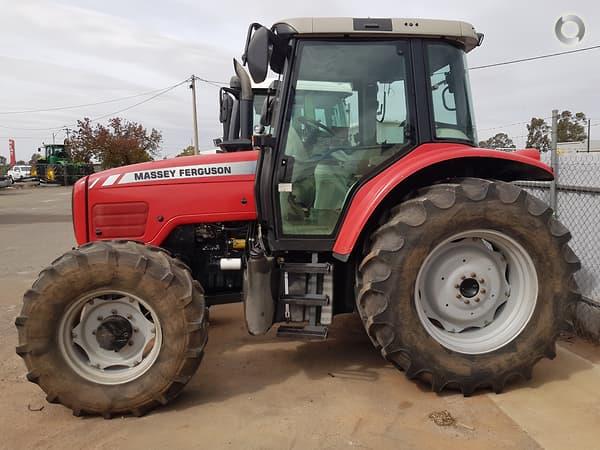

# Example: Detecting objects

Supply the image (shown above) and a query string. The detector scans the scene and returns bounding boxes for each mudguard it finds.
[332,143,553,257]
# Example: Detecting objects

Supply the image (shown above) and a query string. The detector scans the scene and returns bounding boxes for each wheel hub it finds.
[459,278,479,298]
[95,315,133,352]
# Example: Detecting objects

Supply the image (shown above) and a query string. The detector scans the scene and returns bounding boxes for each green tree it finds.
[557,110,587,142]
[526,117,551,151]
[478,132,516,149]
[177,145,195,157]
[69,117,162,169]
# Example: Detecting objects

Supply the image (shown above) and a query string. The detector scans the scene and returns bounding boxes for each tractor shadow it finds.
[165,303,595,412]
[166,304,390,411]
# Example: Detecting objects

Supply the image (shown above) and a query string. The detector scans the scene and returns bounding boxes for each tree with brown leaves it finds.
[69,117,162,169]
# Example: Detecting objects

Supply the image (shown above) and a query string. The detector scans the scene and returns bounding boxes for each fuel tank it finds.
[73,151,259,245]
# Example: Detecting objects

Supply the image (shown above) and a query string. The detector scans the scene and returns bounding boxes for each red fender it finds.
[332,143,552,257]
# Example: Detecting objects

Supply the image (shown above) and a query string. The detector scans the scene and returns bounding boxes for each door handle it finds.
[278,156,295,183]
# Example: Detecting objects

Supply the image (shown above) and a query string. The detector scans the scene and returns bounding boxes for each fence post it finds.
[550,109,559,216]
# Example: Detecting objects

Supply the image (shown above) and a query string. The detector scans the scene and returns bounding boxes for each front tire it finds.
[357,178,580,394]
[15,241,207,417]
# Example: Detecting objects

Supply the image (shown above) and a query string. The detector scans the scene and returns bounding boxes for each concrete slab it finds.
[489,344,600,450]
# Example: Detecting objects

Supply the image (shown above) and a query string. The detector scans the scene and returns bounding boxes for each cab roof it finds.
[273,17,482,52]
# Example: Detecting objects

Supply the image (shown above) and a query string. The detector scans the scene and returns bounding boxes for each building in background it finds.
[557,140,600,153]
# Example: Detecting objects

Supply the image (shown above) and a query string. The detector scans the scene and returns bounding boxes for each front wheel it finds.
[357,178,580,394]
[15,241,207,417]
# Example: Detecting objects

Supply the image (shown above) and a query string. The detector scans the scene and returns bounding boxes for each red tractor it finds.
[16,17,580,417]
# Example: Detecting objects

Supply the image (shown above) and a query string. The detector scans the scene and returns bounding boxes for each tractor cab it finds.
[38,144,70,164]
[242,18,482,249]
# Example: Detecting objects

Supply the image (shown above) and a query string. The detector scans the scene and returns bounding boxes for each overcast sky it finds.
[0,0,598,161]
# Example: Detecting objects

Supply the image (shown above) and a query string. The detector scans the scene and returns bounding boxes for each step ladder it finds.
[277,254,332,340]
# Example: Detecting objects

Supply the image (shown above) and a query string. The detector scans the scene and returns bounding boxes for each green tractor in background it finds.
[32,143,94,185]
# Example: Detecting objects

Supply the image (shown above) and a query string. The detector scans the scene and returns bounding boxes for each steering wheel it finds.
[296,116,336,137]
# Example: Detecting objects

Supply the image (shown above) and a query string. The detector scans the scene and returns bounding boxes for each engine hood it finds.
[87,151,259,190]
[75,150,259,246]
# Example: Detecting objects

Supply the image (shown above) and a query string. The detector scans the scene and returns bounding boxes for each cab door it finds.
[256,39,417,251]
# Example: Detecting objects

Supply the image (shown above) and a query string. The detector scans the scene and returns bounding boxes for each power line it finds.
[89,80,189,122]
[0,79,190,132]
[0,86,180,115]
[193,75,228,88]
[470,44,600,70]
[0,76,227,116]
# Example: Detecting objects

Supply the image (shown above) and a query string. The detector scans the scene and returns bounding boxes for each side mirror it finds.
[219,89,233,123]
[246,26,271,83]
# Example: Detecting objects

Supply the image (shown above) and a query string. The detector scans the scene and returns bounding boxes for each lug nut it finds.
[471,273,477,278]
[481,289,487,294]
[111,309,118,315]
[133,328,139,333]
[454,284,460,289]
[479,279,485,284]
[128,341,134,346]
[461,275,466,280]
[475,297,481,303]
[127,314,133,320]
[97,316,103,321]
[464,300,470,304]
[456,294,462,299]
[92,330,96,335]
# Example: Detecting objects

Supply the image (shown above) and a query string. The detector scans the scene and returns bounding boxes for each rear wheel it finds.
[15,241,207,417]
[357,178,580,394]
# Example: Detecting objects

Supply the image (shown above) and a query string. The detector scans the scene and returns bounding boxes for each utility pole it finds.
[550,109,559,215]
[190,75,199,155]
[588,118,591,153]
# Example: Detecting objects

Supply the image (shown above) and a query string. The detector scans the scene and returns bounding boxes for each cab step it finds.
[281,262,332,274]
[277,325,328,339]
[281,293,329,307]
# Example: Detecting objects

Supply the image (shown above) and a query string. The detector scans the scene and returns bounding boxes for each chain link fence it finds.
[516,151,600,305]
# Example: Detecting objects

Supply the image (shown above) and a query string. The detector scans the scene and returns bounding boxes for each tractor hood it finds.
[86,151,258,190]
[74,151,259,245]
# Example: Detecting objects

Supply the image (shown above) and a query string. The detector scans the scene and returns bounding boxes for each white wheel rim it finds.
[58,289,163,385]
[414,230,538,355]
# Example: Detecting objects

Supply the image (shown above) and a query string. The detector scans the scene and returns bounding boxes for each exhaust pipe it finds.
[233,59,253,139]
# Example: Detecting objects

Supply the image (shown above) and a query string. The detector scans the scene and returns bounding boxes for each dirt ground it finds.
[1,186,599,450]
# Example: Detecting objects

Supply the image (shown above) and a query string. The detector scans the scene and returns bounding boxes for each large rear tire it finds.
[357,178,580,394]
[15,241,207,417]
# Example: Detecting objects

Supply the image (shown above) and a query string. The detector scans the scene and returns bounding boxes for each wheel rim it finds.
[414,230,538,355]
[58,289,162,385]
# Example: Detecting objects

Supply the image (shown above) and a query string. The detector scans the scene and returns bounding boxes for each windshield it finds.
[278,40,412,236]
[426,43,476,143]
